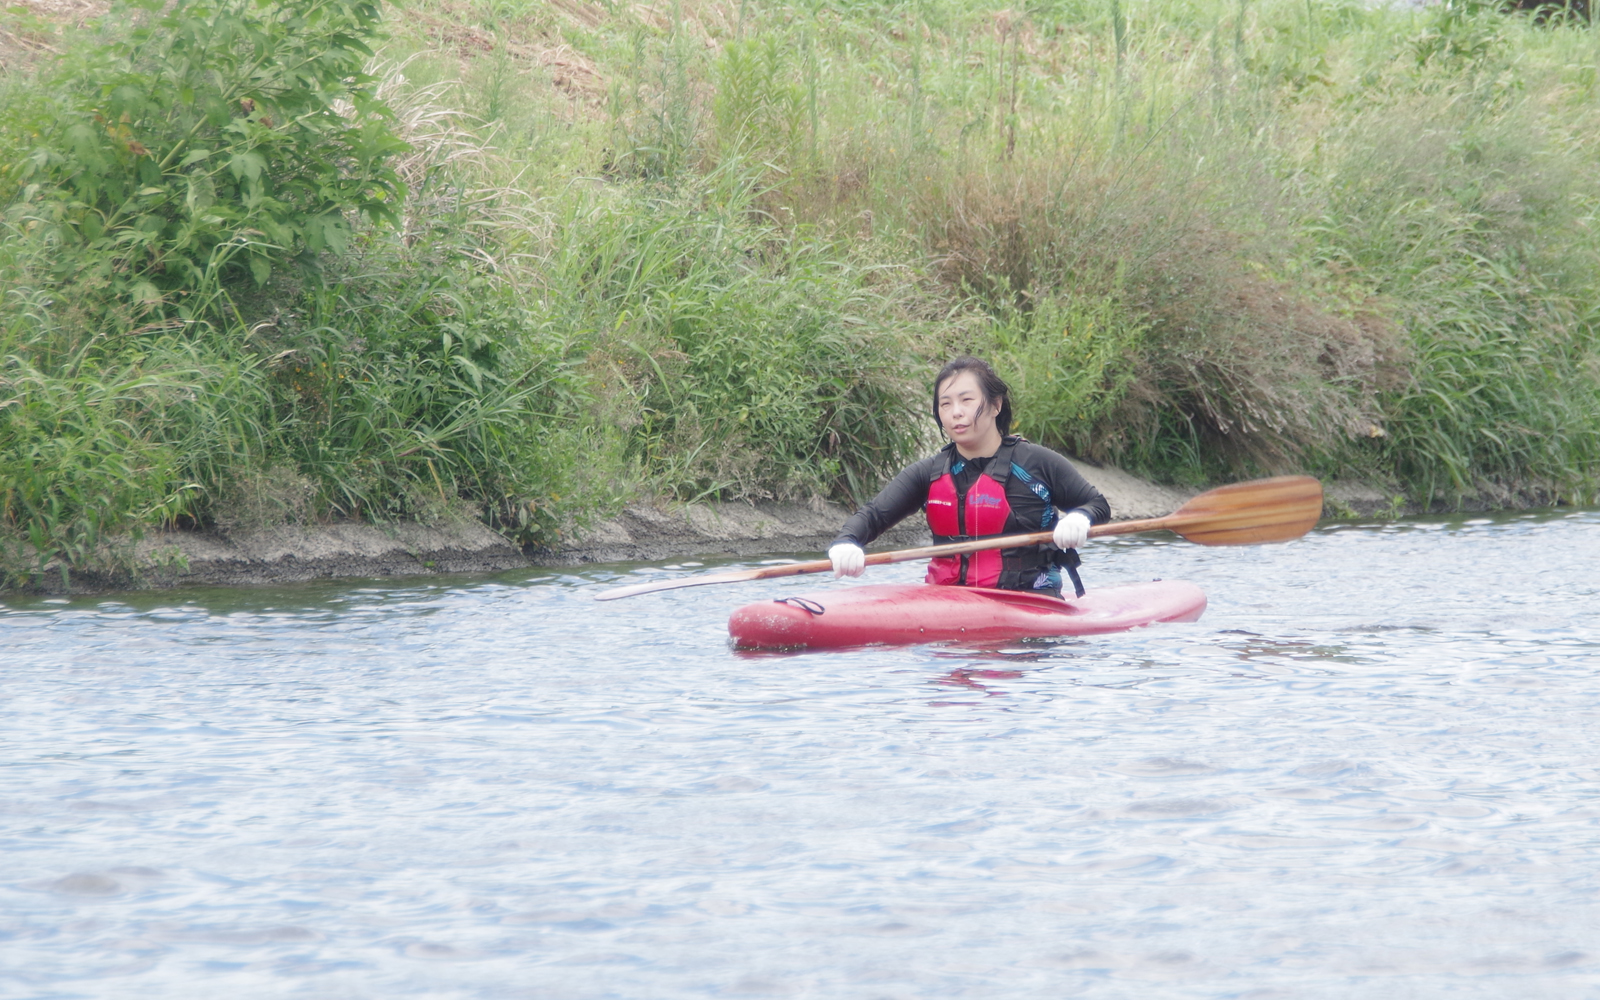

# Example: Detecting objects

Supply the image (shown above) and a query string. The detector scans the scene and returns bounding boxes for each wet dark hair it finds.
[932,356,1013,437]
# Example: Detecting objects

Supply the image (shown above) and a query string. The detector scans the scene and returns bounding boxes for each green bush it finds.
[3,0,408,312]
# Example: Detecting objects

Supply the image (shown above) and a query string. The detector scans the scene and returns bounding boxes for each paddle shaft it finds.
[856,512,1186,569]
[593,512,1195,600]
[592,476,1322,600]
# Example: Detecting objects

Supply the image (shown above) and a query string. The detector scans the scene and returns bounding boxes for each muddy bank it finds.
[3,465,1570,594]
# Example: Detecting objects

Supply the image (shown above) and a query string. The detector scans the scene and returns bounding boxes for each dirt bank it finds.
[4,464,1569,595]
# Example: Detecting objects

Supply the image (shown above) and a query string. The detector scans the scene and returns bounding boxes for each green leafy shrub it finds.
[3,0,408,312]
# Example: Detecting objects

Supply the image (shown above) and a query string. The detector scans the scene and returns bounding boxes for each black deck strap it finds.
[1065,562,1086,599]
[1053,547,1086,598]
[776,596,826,616]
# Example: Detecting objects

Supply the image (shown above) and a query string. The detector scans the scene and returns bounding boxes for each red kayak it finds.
[729,580,1206,650]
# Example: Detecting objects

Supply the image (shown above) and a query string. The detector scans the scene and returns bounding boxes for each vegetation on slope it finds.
[2,0,1598,586]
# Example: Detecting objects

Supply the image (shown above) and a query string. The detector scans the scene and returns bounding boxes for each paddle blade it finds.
[1167,475,1324,546]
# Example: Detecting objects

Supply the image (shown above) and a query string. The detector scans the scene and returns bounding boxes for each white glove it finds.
[1052,510,1091,550]
[828,542,866,579]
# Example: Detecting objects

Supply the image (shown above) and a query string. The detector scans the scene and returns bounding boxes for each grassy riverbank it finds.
[3,0,1599,586]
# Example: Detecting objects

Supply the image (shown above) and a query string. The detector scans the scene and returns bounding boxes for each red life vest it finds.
[923,442,1017,588]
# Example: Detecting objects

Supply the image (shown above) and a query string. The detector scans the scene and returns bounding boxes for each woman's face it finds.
[937,370,999,450]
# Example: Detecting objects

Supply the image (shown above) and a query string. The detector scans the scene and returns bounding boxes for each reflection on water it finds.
[3,509,1600,998]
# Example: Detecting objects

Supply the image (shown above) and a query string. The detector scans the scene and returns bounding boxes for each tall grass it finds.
[575,0,1600,495]
[525,171,923,503]
[614,0,1600,495]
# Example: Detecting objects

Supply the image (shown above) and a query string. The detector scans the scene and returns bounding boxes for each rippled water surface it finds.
[4,510,1600,998]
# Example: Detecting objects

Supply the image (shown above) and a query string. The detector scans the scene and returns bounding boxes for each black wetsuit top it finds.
[834,438,1110,553]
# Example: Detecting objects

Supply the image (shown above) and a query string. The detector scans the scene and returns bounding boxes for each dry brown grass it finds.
[14,0,104,20]
[393,0,609,119]
[1,0,100,73]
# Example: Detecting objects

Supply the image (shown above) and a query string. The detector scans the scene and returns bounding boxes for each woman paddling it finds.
[828,356,1110,598]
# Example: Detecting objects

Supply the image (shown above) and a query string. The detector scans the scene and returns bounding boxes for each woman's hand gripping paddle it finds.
[592,475,1324,601]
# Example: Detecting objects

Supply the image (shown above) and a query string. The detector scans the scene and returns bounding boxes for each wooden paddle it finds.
[592,474,1323,601]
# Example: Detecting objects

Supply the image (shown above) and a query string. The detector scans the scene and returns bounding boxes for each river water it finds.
[3,509,1599,998]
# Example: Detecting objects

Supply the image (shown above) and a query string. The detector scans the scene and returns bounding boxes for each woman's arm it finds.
[833,455,939,548]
